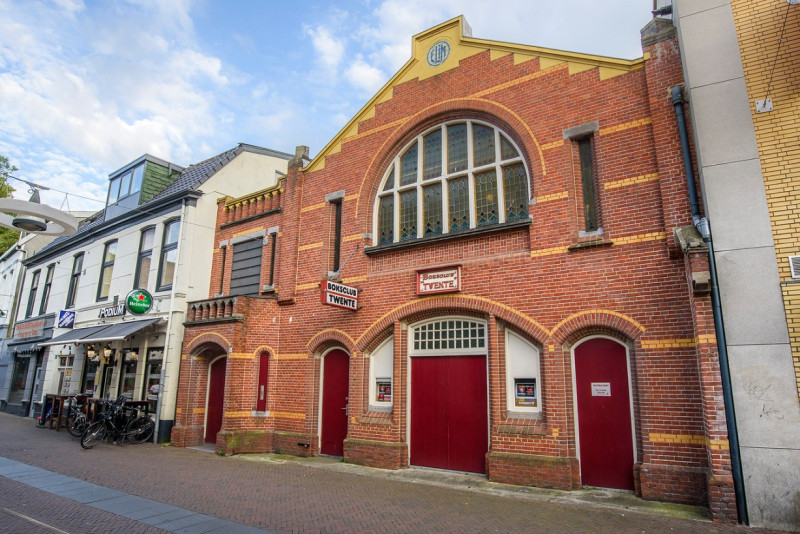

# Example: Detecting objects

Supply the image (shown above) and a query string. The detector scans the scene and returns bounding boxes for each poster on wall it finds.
[376,379,392,403]
[514,378,537,407]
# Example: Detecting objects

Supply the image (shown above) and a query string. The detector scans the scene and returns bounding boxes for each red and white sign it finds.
[15,318,45,339]
[417,266,461,295]
[320,280,358,311]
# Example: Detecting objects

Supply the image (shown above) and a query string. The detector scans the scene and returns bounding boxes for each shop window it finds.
[368,337,393,411]
[412,318,486,355]
[82,360,99,396]
[505,330,541,415]
[66,253,83,308]
[374,120,530,246]
[39,264,54,315]
[119,350,138,400]
[143,349,163,413]
[8,357,29,404]
[157,219,180,291]
[56,354,75,395]
[25,270,40,318]
[134,226,155,290]
[230,238,263,296]
[96,240,117,301]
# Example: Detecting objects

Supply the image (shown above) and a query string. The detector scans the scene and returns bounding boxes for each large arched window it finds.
[374,120,530,246]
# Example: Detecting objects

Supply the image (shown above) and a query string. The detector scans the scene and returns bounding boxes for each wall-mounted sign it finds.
[14,318,45,339]
[417,265,461,295]
[57,310,76,329]
[320,280,358,311]
[126,289,153,315]
[98,304,125,319]
[591,382,611,397]
[514,378,537,407]
[426,40,450,67]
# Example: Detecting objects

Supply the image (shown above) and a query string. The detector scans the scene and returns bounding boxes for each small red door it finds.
[575,338,634,490]
[411,356,487,473]
[321,349,349,456]
[206,357,226,444]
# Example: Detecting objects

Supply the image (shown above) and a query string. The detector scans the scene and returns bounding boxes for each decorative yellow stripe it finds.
[344,193,359,202]
[345,118,406,144]
[534,191,568,203]
[272,411,306,420]
[233,228,258,238]
[275,353,308,361]
[473,62,569,98]
[299,242,323,251]
[224,411,251,418]
[296,282,318,291]
[300,202,326,213]
[598,118,652,136]
[640,338,697,349]
[649,433,707,446]
[343,275,367,284]
[176,408,182,414]
[548,342,555,353]
[530,246,569,258]
[613,231,666,246]
[604,173,659,190]
[708,439,730,451]
[552,427,559,437]
[228,352,253,359]
[343,234,362,242]
[540,139,564,151]
[193,408,205,415]
[698,334,717,344]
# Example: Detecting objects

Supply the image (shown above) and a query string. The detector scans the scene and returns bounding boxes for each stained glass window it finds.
[503,163,528,222]
[500,135,519,160]
[448,123,467,173]
[378,195,394,245]
[474,170,499,226]
[423,129,442,179]
[473,124,495,167]
[399,189,417,241]
[383,167,395,191]
[448,177,470,232]
[400,144,418,186]
[423,183,443,236]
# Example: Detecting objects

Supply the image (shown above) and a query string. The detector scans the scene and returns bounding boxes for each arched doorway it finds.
[320,349,349,456]
[409,317,488,474]
[205,356,226,444]
[573,337,635,490]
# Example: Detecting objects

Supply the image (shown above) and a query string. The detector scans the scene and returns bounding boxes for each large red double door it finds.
[410,355,488,473]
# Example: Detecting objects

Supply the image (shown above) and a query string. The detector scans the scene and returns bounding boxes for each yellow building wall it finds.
[731,0,800,398]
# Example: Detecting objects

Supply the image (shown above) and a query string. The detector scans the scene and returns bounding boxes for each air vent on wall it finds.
[789,256,800,278]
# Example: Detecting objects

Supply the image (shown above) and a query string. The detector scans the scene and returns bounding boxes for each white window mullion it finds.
[496,130,507,224]
[416,136,423,239]
[466,121,476,228]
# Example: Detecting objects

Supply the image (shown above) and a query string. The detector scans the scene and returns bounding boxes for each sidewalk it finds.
[0,413,786,533]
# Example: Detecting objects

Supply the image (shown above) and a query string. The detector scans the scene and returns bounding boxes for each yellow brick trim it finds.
[299,242,323,251]
[473,62,569,98]
[176,408,182,414]
[548,342,555,353]
[640,338,697,349]
[193,408,205,415]
[275,353,309,361]
[708,439,730,451]
[540,139,564,151]
[604,173,660,190]
[300,202,326,213]
[224,411,251,418]
[344,193,359,202]
[613,231,666,246]
[343,275,367,284]
[530,245,570,258]
[296,282,318,291]
[272,411,306,420]
[232,228,262,238]
[598,118,652,136]
[343,234,362,243]
[649,433,706,445]
[228,352,253,359]
[534,191,568,203]
[698,334,717,345]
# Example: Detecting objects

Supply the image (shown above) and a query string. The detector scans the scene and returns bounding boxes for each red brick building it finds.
[171,17,736,520]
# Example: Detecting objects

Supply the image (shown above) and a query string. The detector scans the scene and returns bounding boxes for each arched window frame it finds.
[372,120,531,247]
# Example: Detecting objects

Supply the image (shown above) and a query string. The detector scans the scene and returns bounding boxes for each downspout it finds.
[671,85,748,525]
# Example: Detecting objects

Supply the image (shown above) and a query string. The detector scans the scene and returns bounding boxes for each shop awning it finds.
[79,318,161,343]
[38,325,110,347]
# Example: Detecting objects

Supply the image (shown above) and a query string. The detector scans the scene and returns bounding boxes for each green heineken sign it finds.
[126,289,153,315]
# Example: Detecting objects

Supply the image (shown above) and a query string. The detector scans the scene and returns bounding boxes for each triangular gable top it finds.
[304,15,649,173]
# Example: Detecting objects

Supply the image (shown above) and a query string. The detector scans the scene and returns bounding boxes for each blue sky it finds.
[0,0,652,211]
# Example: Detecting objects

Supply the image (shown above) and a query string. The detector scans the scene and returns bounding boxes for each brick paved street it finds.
[0,413,787,533]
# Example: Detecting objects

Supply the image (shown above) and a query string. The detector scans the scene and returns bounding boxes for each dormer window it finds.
[108,163,144,204]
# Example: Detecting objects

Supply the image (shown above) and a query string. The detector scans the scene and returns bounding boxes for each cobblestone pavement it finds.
[0,413,788,533]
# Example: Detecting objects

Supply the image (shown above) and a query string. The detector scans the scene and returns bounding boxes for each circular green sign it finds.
[126,289,153,315]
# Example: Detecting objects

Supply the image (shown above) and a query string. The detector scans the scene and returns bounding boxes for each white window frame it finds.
[368,337,394,412]
[504,329,542,416]
[407,316,487,357]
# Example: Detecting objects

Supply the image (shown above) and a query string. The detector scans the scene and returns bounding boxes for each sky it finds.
[0,0,654,212]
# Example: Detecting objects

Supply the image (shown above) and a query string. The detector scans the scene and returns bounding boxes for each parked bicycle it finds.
[80,395,154,449]
[65,396,89,438]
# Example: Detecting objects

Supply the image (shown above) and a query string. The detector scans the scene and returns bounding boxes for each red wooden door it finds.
[575,338,634,490]
[321,349,349,456]
[411,356,488,473]
[206,357,226,444]
[256,353,269,412]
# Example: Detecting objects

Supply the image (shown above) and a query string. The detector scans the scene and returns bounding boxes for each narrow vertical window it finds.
[423,183,443,236]
[219,244,227,294]
[97,241,117,301]
[399,189,417,241]
[423,129,442,179]
[578,137,598,232]
[157,220,180,291]
[134,227,155,290]
[66,253,83,308]
[268,231,277,287]
[39,264,55,315]
[256,353,269,412]
[474,169,499,226]
[25,270,40,318]
[448,177,470,232]
[448,123,468,173]
[332,200,342,273]
[378,195,394,245]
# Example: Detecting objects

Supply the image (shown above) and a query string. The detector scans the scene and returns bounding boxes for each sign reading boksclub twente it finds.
[126,289,153,315]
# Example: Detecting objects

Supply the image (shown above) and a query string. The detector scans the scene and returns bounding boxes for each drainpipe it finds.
[671,85,748,525]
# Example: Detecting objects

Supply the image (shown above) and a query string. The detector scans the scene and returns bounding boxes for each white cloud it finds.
[303,25,345,73]
[345,56,387,95]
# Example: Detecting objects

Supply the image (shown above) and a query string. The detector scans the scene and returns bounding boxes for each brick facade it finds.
[171,17,735,520]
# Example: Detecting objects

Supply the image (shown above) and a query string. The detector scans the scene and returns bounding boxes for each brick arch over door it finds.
[551,310,646,348]
[355,98,544,228]
[307,329,357,357]
[185,332,233,356]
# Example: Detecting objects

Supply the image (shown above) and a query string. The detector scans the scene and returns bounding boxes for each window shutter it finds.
[789,256,800,279]
[230,239,263,296]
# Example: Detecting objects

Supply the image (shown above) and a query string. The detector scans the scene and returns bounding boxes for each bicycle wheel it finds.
[125,416,154,444]
[81,421,107,449]
[67,414,87,437]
